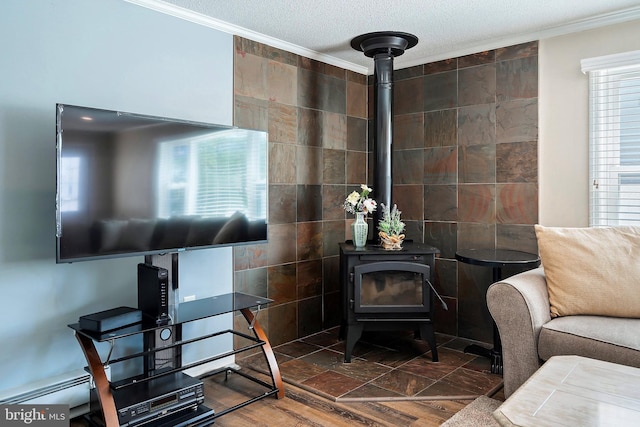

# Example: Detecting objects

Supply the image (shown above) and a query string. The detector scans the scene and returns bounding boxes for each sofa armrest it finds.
[486,267,551,397]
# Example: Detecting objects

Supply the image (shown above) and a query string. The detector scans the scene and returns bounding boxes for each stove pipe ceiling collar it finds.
[350,32,418,229]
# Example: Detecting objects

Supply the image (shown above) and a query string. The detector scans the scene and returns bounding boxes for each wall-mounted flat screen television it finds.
[56,104,268,263]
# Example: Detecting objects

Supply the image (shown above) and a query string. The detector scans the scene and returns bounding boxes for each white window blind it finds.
[582,50,640,226]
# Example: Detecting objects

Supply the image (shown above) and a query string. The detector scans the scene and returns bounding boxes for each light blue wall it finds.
[0,0,233,392]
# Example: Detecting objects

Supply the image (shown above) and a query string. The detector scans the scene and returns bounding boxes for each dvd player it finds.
[113,372,204,427]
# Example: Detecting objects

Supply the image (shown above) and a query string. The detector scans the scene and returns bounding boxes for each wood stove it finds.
[339,242,441,362]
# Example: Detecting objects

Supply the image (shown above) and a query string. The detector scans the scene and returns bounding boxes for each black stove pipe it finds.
[351,32,418,232]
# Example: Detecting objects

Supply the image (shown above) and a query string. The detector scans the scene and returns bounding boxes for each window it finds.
[582,50,640,226]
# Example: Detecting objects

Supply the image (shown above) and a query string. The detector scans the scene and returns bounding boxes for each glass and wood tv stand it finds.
[69,292,284,427]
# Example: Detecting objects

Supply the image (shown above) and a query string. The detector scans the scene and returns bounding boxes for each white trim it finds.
[123,0,369,74]
[126,0,640,74]
[581,49,640,73]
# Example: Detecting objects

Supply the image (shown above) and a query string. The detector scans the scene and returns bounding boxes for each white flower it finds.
[346,191,360,205]
[363,199,377,213]
[360,184,372,193]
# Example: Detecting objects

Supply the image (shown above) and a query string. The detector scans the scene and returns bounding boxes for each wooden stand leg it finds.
[75,333,119,427]
[240,308,285,399]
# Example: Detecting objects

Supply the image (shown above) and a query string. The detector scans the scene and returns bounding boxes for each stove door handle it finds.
[426,279,448,310]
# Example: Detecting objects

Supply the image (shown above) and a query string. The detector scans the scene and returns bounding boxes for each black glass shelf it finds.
[69,292,272,342]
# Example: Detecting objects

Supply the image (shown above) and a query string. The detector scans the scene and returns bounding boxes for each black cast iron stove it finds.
[339,242,442,362]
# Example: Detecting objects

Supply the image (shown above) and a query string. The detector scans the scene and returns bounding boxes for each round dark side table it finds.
[455,248,541,374]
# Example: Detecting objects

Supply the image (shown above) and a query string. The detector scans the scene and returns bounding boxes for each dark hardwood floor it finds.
[204,369,504,427]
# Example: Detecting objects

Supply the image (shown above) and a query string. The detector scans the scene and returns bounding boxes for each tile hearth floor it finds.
[238,327,503,401]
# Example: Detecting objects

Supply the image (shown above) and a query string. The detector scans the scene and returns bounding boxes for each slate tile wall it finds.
[232,35,538,347]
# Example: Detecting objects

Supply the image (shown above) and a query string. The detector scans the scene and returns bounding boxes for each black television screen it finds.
[55,104,268,263]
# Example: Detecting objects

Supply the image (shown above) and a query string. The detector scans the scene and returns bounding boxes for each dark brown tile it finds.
[496,224,538,254]
[434,295,458,336]
[459,64,496,107]
[268,263,297,305]
[395,64,424,81]
[297,68,346,114]
[424,221,457,260]
[301,370,366,398]
[300,348,345,369]
[267,302,298,346]
[322,256,341,294]
[347,70,367,84]
[424,71,457,111]
[269,142,296,184]
[234,52,267,100]
[424,146,457,184]
[333,358,393,382]
[298,296,323,337]
[322,185,346,220]
[341,383,404,399]
[425,109,457,147]
[393,184,424,220]
[458,144,496,184]
[323,112,347,150]
[439,367,503,395]
[233,243,268,271]
[458,184,496,223]
[297,221,323,261]
[424,59,457,75]
[322,220,344,258]
[323,149,346,184]
[457,263,493,343]
[496,41,538,61]
[298,107,323,147]
[399,349,473,380]
[346,151,367,185]
[269,184,297,224]
[267,223,297,265]
[458,104,496,146]
[268,102,297,144]
[496,98,538,143]
[424,184,457,221]
[496,56,538,102]
[279,358,327,383]
[434,258,457,297]
[275,340,322,358]
[416,378,476,397]
[393,149,424,184]
[347,116,367,151]
[395,113,425,150]
[302,328,342,348]
[296,146,322,185]
[456,222,496,251]
[267,60,297,105]
[404,220,424,243]
[496,141,537,183]
[496,183,538,224]
[235,95,268,131]
[297,184,322,222]
[347,80,367,119]
[395,76,424,115]
[458,50,495,68]
[297,259,323,300]
[234,267,267,297]
[371,369,435,396]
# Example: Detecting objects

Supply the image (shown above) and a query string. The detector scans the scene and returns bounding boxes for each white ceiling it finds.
[128,0,640,74]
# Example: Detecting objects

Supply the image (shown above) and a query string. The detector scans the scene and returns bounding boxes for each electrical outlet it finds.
[183,295,196,302]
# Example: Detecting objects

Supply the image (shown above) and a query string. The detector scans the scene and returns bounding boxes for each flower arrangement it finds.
[377,203,405,250]
[343,184,377,215]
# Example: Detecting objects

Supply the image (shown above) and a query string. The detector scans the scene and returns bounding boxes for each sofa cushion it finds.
[534,225,640,318]
[538,316,640,369]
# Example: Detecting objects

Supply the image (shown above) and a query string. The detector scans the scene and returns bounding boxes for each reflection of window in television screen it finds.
[157,130,267,220]
[60,156,80,212]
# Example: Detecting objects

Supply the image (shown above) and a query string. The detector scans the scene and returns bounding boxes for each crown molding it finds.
[126,0,640,75]
[123,0,369,74]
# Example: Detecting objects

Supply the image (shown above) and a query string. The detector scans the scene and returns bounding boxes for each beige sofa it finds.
[487,266,640,397]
